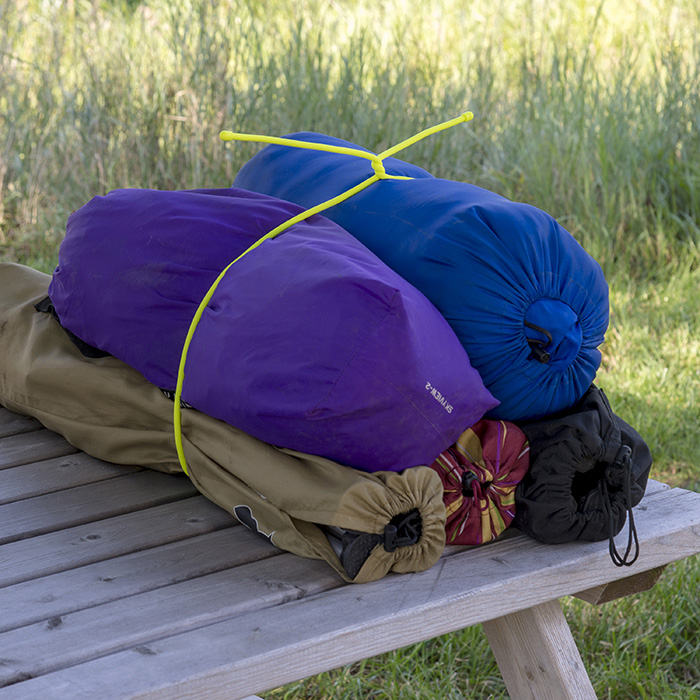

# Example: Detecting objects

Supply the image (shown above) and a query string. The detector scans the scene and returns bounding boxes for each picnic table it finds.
[2,405,700,700]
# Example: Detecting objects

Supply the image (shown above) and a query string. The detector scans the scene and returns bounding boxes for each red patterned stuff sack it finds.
[430,419,530,545]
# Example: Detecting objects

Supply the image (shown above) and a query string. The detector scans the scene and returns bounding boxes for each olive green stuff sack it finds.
[0,263,446,583]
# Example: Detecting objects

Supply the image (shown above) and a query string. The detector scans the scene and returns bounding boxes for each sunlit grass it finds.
[600,262,700,491]
[2,0,699,273]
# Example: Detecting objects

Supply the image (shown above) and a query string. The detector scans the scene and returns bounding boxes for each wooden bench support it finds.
[483,600,596,700]
[573,565,666,605]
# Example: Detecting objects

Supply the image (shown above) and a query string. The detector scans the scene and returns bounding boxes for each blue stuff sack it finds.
[234,132,609,421]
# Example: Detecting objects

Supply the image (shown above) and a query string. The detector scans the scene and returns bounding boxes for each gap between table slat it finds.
[0,471,198,545]
[0,497,236,589]
[0,527,279,634]
[0,452,143,505]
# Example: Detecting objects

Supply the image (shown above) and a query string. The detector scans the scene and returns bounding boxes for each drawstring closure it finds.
[524,320,552,364]
[601,445,639,566]
[462,470,492,504]
[460,470,495,518]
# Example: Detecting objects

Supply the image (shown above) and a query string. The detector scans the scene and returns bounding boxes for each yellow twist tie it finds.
[175,111,473,476]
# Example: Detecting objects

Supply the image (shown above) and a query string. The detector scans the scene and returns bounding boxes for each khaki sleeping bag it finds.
[0,263,446,583]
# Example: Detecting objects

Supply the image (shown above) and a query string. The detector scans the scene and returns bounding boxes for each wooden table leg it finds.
[482,599,597,700]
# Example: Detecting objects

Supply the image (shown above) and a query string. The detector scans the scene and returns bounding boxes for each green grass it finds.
[1,0,699,697]
[601,261,700,491]
[3,0,700,274]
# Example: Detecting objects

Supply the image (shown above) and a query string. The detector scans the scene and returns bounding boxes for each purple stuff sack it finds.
[49,188,498,472]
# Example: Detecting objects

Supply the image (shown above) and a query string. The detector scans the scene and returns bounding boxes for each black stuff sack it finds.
[514,385,652,566]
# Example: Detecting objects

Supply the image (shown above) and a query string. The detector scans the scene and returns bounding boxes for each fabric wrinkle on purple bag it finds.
[48,187,499,473]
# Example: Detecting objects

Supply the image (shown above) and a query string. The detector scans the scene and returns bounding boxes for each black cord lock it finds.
[525,320,552,364]
[383,509,422,553]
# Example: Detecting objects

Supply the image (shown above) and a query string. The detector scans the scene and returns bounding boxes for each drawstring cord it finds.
[461,470,492,514]
[602,445,639,567]
[524,320,552,364]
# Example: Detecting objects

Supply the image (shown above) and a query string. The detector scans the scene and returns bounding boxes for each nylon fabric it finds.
[47,187,497,473]
[514,384,652,545]
[234,131,609,421]
[429,419,530,545]
[0,263,447,583]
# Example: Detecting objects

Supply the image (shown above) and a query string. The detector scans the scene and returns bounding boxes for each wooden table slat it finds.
[0,430,78,470]
[0,408,43,438]
[0,497,235,588]
[2,404,700,700]
[0,471,198,545]
[0,452,142,506]
[0,527,278,634]
[0,552,340,687]
[1,485,698,700]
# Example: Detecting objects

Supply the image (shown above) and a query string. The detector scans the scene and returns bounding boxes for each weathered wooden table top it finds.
[1,406,700,700]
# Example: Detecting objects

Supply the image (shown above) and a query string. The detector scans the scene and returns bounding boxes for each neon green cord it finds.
[220,131,384,168]
[173,172,381,474]
[378,111,473,159]
[175,112,473,475]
